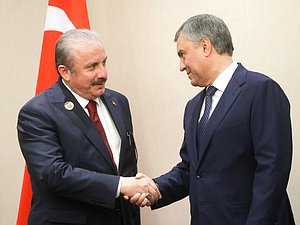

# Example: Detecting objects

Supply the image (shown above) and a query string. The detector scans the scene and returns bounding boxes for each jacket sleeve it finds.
[245,79,293,224]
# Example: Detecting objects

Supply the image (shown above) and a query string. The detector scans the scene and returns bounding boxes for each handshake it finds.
[120,173,162,207]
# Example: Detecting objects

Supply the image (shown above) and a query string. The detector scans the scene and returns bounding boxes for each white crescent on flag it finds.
[44,6,75,32]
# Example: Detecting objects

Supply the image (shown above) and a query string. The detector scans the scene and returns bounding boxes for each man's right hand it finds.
[121,173,162,207]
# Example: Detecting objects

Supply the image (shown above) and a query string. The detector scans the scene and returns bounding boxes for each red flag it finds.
[17,1,90,224]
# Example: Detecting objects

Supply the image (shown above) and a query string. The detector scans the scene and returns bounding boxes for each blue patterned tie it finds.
[198,86,218,146]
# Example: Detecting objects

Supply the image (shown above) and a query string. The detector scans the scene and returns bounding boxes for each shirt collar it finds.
[61,79,100,108]
[212,61,238,92]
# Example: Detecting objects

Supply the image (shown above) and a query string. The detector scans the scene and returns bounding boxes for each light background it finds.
[0,0,299,224]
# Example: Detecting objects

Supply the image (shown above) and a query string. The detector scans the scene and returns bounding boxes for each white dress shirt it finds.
[62,80,121,168]
[62,80,123,197]
[199,61,238,120]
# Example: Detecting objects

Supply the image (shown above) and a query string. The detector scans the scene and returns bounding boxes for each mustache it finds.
[91,78,107,86]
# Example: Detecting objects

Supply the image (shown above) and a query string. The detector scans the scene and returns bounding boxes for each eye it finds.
[102,60,107,67]
[88,64,97,71]
[178,51,185,59]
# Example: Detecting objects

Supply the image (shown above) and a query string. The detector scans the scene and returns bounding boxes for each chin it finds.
[92,89,105,98]
[96,86,106,93]
[98,90,105,96]
[190,80,199,87]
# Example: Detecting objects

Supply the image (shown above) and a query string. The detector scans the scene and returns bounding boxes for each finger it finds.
[155,182,162,199]
[123,195,129,200]
[147,179,160,193]
[150,181,162,200]
[144,191,156,205]
[138,175,162,201]
[129,193,141,204]
[146,188,156,203]
[140,198,151,207]
[145,198,152,207]
[147,184,161,202]
[135,192,148,206]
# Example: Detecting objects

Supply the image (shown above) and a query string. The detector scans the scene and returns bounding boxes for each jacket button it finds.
[92,200,105,206]
[196,174,201,179]
[115,208,121,213]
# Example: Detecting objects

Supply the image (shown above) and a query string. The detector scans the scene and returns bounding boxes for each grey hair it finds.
[174,14,234,56]
[55,29,102,73]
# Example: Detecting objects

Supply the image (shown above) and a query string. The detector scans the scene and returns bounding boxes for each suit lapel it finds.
[101,92,126,142]
[187,91,206,168]
[101,92,128,171]
[197,64,247,167]
[51,79,116,171]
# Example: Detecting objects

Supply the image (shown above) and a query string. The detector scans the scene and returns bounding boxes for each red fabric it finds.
[49,0,90,29]
[17,1,90,224]
[86,101,118,174]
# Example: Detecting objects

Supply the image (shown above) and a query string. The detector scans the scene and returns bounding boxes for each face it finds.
[59,42,108,100]
[176,35,212,87]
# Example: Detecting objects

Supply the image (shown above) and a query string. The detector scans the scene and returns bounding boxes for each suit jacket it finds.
[18,78,140,225]
[153,64,295,225]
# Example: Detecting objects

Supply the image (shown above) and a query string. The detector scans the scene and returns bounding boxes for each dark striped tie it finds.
[198,86,218,146]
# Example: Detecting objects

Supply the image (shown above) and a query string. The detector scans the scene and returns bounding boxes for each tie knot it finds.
[206,86,217,97]
[86,100,97,114]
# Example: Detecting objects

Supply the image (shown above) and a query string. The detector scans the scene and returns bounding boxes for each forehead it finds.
[73,42,106,59]
[177,36,196,54]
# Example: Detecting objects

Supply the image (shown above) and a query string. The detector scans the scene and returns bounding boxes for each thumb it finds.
[135,172,145,179]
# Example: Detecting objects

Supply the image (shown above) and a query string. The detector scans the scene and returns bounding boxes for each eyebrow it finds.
[84,57,108,68]
[84,62,98,69]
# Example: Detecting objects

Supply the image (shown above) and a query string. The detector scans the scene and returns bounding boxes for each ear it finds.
[58,65,71,82]
[199,38,212,56]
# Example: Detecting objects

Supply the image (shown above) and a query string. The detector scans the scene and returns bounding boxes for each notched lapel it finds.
[101,92,126,143]
[197,65,247,166]
[186,90,206,168]
[101,92,129,172]
[52,80,117,171]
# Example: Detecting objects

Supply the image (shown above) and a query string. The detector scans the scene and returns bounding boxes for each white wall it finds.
[0,1,47,224]
[1,0,299,224]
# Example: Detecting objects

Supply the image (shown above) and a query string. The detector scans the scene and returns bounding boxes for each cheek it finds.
[187,59,198,71]
[74,78,92,91]
[186,53,197,66]
[79,74,94,85]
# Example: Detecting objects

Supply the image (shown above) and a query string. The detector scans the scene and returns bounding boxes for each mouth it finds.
[186,67,191,74]
[186,69,192,77]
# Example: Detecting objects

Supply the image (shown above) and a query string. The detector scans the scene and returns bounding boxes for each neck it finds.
[207,54,233,85]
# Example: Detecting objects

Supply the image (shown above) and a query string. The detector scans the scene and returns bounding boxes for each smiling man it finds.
[17,29,160,225]
[149,14,295,225]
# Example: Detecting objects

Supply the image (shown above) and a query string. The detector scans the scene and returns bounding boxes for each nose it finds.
[179,59,186,72]
[96,65,107,78]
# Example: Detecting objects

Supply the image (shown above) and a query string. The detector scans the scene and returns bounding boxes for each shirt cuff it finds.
[116,176,123,198]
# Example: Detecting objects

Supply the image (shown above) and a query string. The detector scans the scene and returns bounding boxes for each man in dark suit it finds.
[133,14,295,225]
[17,29,160,225]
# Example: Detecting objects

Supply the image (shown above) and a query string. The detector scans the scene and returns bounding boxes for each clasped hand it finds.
[120,173,162,207]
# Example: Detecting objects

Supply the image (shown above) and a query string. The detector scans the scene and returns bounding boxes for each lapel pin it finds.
[112,100,117,106]
[64,101,74,110]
